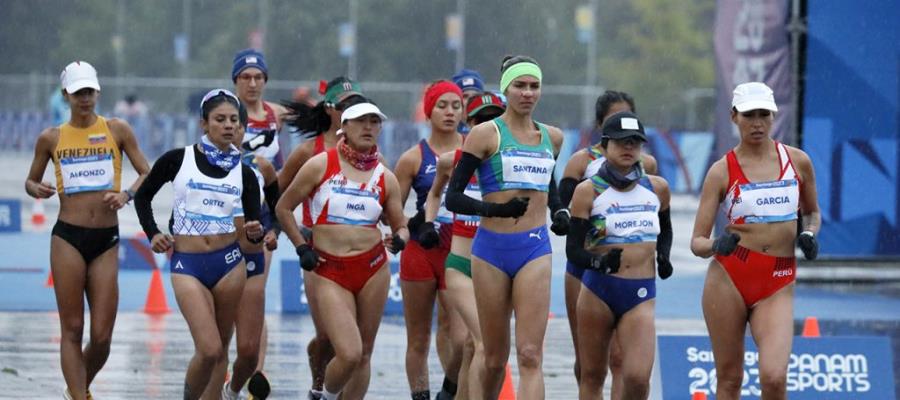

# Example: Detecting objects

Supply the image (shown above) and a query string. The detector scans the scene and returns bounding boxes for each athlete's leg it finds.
[255,247,273,370]
[613,300,656,400]
[444,269,483,399]
[471,256,513,399]
[512,255,552,400]
[310,272,363,396]
[229,272,267,393]
[172,275,222,400]
[576,284,615,400]
[749,284,794,400]
[341,265,390,399]
[436,290,467,398]
[400,278,438,394]
[702,261,750,400]
[608,332,625,400]
[304,269,334,394]
[564,273,583,384]
[83,246,119,387]
[457,335,474,400]
[51,236,89,400]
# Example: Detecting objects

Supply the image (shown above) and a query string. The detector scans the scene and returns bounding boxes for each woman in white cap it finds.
[25,61,151,400]
[691,82,820,399]
[134,89,264,400]
[275,100,409,400]
[566,111,672,399]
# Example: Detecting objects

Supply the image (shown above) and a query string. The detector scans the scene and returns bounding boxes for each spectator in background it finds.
[292,86,317,107]
[113,94,148,121]
[49,87,70,127]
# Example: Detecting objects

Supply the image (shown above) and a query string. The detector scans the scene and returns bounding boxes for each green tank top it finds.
[477,118,556,195]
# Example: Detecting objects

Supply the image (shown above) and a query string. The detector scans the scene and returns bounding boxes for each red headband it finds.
[423,80,463,118]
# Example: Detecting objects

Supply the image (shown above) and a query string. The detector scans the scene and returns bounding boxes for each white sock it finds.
[322,388,341,400]
[221,382,240,400]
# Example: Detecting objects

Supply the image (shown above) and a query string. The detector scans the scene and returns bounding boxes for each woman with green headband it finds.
[446,55,568,399]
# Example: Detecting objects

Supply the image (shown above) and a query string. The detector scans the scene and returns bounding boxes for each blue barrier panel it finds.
[658,335,896,399]
[0,199,21,233]
[118,236,157,271]
[281,257,403,315]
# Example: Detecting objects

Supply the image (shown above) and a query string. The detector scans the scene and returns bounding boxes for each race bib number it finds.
[60,154,114,193]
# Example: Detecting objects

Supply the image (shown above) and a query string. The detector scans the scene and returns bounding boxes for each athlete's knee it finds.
[621,372,650,397]
[482,347,510,371]
[515,342,543,370]
[715,365,744,395]
[88,332,112,353]
[60,317,85,343]
[758,367,787,395]
[608,346,624,370]
[236,337,261,364]
[407,332,432,356]
[195,346,223,371]
[335,341,363,368]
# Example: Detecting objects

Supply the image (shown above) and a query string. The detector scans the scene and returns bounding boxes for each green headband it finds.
[500,62,542,93]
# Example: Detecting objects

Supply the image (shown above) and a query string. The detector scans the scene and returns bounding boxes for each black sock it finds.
[412,390,430,400]
[441,377,458,395]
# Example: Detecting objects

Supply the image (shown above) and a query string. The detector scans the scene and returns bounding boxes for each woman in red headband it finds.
[393,80,467,400]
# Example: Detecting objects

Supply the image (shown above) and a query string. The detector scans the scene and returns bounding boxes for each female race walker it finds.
[566,112,672,399]
[446,55,569,400]
[134,89,263,400]
[278,76,365,400]
[275,101,409,400]
[691,82,820,400]
[215,103,281,400]
[558,90,657,391]
[393,80,467,400]
[26,61,150,400]
[422,92,506,399]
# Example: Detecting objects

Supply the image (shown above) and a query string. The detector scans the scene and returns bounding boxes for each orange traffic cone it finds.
[31,199,46,227]
[44,270,54,288]
[691,391,708,400]
[802,316,820,338]
[144,268,170,314]
[499,363,516,400]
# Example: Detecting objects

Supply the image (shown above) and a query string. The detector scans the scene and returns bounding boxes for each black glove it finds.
[656,253,673,280]
[417,221,440,249]
[797,231,818,260]
[482,196,530,218]
[296,244,318,271]
[589,248,623,274]
[407,209,425,235]
[712,232,741,256]
[388,234,406,254]
[550,208,571,236]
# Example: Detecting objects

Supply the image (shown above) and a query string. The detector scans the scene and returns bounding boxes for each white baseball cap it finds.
[60,61,100,94]
[340,103,387,124]
[731,82,777,112]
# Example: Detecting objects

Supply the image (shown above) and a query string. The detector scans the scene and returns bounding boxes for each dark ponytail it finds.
[282,100,331,137]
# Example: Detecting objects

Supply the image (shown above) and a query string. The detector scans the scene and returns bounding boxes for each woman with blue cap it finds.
[232,48,288,170]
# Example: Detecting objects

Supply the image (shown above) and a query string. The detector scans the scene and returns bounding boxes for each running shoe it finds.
[307,390,323,400]
[247,371,271,400]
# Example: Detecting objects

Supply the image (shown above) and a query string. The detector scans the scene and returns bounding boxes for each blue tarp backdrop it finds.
[801,0,900,257]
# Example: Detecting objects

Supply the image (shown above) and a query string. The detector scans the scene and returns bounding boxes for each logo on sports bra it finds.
[425,164,438,174]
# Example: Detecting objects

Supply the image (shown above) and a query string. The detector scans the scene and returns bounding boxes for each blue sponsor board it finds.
[0,199,21,233]
[658,335,895,399]
[281,257,403,315]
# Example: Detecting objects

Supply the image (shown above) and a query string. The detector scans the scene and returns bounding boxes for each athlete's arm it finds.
[566,180,621,272]
[134,148,184,239]
[267,101,289,131]
[424,151,454,223]
[640,153,658,175]
[258,157,281,224]
[790,148,821,234]
[278,140,314,192]
[25,128,57,199]
[393,146,420,207]
[560,149,590,207]
[690,158,728,258]
[650,175,673,278]
[383,171,410,246]
[240,164,264,241]
[108,118,151,209]
[275,153,327,248]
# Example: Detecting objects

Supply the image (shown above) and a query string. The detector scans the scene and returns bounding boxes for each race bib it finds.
[734,179,799,223]
[601,204,660,244]
[184,180,240,224]
[501,148,555,191]
[60,154,114,194]
[326,186,382,226]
